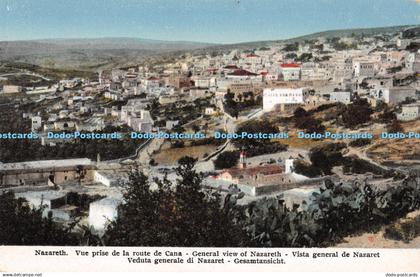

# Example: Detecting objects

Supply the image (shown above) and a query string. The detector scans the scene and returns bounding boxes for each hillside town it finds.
[1,26,420,239]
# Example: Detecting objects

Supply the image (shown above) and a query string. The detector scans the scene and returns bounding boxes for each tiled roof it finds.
[223,164,283,178]
[281,63,300,68]
[228,69,258,76]
[223,65,239,69]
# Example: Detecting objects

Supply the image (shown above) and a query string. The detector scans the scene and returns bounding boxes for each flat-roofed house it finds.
[0,158,94,187]
[280,63,301,81]
[263,87,310,112]
[397,103,420,121]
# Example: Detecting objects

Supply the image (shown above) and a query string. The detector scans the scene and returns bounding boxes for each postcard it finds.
[0,0,420,275]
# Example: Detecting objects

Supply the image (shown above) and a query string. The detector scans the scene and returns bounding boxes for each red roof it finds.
[147,76,159,81]
[223,164,283,178]
[224,65,239,69]
[228,69,258,76]
[280,63,300,68]
[246,53,260,58]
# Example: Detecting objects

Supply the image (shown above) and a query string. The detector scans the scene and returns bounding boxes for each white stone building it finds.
[330,91,354,104]
[397,103,420,121]
[370,86,417,105]
[31,116,42,131]
[353,61,376,78]
[280,63,301,81]
[263,88,310,112]
[89,197,122,233]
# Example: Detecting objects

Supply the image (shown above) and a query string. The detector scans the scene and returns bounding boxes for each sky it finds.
[0,0,420,44]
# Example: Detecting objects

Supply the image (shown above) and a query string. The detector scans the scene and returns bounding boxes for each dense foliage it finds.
[1,158,419,247]
[232,120,288,157]
[224,91,262,118]
[348,138,372,148]
[283,43,299,52]
[294,142,393,177]
[0,191,80,245]
[292,143,345,177]
[0,138,142,163]
[104,157,252,247]
[213,150,240,169]
[340,98,373,128]
[243,176,420,247]
[0,108,143,162]
[293,107,326,133]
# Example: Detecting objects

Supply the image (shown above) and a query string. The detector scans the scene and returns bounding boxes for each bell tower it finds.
[239,151,247,169]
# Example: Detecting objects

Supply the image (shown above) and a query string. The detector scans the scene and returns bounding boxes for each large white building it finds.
[370,86,417,105]
[263,88,310,112]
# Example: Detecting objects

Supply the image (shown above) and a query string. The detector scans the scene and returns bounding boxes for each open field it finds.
[365,119,420,164]
[0,62,98,82]
[152,143,219,165]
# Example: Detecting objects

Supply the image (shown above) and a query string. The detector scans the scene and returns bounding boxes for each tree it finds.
[283,42,299,52]
[232,120,288,156]
[223,91,239,117]
[293,107,309,118]
[378,107,396,123]
[388,119,404,133]
[293,107,325,133]
[172,124,185,134]
[341,98,372,128]
[104,157,252,247]
[76,165,85,185]
[296,53,313,62]
[233,120,277,149]
[293,160,322,177]
[308,143,346,175]
[284,53,298,60]
[214,151,240,169]
[295,116,325,133]
[191,124,200,133]
[0,191,79,245]
[203,122,209,135]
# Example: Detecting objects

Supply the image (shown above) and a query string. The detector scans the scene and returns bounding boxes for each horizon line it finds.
[0,23,418,46]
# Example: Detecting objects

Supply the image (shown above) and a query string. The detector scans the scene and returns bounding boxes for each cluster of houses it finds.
[0,157,129,232]
[92,30,420,121]
[209,152,329,197]
[6,30,419,145]
[3,28,420,233]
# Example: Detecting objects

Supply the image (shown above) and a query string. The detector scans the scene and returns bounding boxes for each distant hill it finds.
[286,25,417,42]
[198,25,419,52]
[1,25,419,70]
[402,26,420,39]
[30,37,214,51]
[0,38,214,70]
